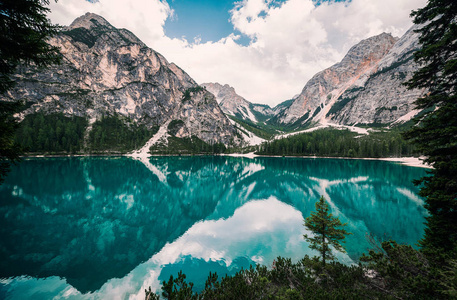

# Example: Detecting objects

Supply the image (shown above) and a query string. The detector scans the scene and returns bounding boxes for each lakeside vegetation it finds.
[11,112,418,159]
[256,128,415,158]
[12,113,159,155]
[149,135,226,155]
[14,113,88,154]
[88,115,158,153]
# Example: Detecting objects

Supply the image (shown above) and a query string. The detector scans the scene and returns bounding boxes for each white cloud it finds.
[48,0,172,42]
[47,0,427,106]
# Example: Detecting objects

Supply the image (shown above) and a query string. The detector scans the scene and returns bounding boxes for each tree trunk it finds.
[322,226,326,267]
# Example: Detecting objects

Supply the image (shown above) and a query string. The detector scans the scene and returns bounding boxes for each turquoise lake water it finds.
[0,156,427,299]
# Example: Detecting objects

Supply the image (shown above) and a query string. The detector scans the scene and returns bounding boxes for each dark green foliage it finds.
[89,115,157,153]
[0,0,61,94]
[326,96,355,117]
[161,271,197,300]
[167,120,185,136]
[403,0,457,254]
[0,101,22,183]
[360,240,448,299]
[257,128,415,158]
[0,0,60,182]
[62,27,98,48]
[182,86,205,102]
[439,259,457,297]
[145,287,160,300]
[14,112,87,154]
[311,106,321,118]
[146,256,394,299]
[146,248,457,299]
[150,135,226,155]
[304,196,352,266]
[229,116,279,140]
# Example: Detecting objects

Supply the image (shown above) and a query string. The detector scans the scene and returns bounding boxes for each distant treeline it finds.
[257,128,416,158]
[14,113,87,153]
[14,113,158,154]
[14,113,415,157]
[89,115,157,153]
[150,135,226,155]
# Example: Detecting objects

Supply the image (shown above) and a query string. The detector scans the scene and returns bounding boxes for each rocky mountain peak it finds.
[274,31,398,126]
[5,13,240,149]
[202,82,275,123]
[341,33,398,66]
[69,12,113,31]
[64,12,145,48]
[327,25,424,125]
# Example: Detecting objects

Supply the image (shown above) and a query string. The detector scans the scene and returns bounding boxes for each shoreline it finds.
[226,153,432,169]
[20,153,432,169]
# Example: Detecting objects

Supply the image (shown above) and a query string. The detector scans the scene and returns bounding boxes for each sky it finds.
[47,0,427,106]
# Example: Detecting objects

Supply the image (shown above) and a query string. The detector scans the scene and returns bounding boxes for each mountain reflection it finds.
[0,156,426,294]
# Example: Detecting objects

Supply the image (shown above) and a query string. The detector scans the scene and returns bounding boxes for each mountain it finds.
[273,28,425,129]
[327,25,424,125]
[202,82,275,123]
[274,33,397,127]
[4,13,240,151]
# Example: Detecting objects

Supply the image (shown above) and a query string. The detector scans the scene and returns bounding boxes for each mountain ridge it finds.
[4,13,241,151]
[214,26,425,132]
[4,12,427,153]
[273,32,398,127]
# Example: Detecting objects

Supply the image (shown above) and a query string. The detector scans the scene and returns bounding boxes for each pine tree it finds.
[0,0,60,183]
[303,196,352,266]
[404,0,457,254]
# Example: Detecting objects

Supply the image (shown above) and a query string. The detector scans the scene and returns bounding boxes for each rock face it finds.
[275,28,425,127]
[5,13,238,146]
[327,25,424,125]
[275,33,398,126]
[202,82,274,123]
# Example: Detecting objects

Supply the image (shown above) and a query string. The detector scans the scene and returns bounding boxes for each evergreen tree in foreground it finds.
[303,196,352,266]
[0,0,60,183]
[404,0,457,255]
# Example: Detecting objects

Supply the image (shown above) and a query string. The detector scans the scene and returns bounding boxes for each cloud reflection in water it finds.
[0,156,426,299]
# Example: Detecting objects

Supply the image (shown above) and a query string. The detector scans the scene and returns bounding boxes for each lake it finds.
[0,156,427,299]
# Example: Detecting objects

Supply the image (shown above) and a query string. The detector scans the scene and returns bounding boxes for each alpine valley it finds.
[3,13,425,155]
[205,24,425,133]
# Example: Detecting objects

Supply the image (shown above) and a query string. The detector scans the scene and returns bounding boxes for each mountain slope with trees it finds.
[2,13,242,154]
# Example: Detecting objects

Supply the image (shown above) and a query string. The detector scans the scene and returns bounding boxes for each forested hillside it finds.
[257,128,415,158]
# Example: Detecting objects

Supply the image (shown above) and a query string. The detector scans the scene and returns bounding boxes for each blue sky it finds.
[48,0,425,106]
[163,0,294,45]
[165,0,240,43]
[163,0,347,45]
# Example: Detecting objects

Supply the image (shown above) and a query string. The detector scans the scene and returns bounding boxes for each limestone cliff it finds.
[327,25,425,125]
[4,13,239,147]
[202,82,274,123]
[275,26,426,128]
[275,33,398,126]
